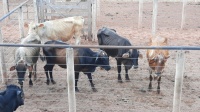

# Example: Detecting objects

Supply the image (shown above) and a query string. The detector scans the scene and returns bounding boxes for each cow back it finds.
[97,27,132,57]
[147,36,169,74]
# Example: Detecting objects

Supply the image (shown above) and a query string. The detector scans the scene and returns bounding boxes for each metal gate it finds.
[34,0,97,41]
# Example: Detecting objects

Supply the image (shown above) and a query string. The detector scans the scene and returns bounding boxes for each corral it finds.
[0,0,200,112]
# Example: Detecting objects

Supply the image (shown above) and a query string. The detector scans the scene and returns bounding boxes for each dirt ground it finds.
[0,1,200,112]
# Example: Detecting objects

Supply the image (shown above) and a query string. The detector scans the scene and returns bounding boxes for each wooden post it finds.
[3,0,9,21]
[92,0,97,41]
[96,0,100,17]
[0,27,7,84]
[3,0,9,16]
[173,51,185,112]
[138,0,143,29]
[88,0,92,41]
[66,48,76,112]
[18,7,24,39]
[181,0,187,30]
[152,0,158,36]
[33,0,39,23]
[39,0,45,22]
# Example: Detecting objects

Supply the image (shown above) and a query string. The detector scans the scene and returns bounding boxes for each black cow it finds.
[0,84,24,112]
[42,40,111,92]
[97,27,142,83]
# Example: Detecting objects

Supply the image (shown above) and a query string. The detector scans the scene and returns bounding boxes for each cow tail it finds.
[39,54,46,62]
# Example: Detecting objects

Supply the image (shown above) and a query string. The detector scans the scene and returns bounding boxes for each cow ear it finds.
[10,66,16,71]
[24,22,29,28]
[122,52,129,58]
[38,23,44,28]
[17,90,22,95]
[27,66,33,71]
[165,55,170,59]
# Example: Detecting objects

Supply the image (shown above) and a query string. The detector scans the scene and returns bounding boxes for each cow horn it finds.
[122,52,129,58]
[122,49,132,58]
[95,50,102,62]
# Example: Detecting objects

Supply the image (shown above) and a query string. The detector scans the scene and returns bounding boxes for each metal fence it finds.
[0,0,200,112]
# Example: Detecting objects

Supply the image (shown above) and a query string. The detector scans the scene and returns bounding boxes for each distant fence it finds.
[1,0,200,112]
[33,0,97,41]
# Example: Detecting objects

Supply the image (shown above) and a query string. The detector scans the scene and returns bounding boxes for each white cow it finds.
[25,16,84,45]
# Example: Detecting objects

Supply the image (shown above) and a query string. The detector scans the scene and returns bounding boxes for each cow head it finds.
[148,53,170,76]
[24,22,45,37]
[95,50,111,71]
[122,49,143,69]
[5,85,24,111]
[10,59,33,89]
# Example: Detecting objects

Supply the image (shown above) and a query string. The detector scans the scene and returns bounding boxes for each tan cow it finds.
[146,36,170,94]
[25,16,84,45]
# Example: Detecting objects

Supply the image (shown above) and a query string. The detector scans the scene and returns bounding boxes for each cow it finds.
[10,32,41,89]
[24,16,84,45]
[146,36,170,94]
[41,40,111,92]
[0,84,24,112]
[97,27,143,83]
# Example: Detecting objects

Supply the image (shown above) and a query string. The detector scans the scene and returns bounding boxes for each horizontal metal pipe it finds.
[0,0,31,22]
[0,43,200,50]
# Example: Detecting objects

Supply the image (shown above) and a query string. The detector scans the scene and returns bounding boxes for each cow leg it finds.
[148,75,153,91]
[49,65,56,84]
[87,73,97,92]
[33,64,37,81]
[44,64,55,85]
[125,68,130,81]
[19,82,23,90]
[117,60,122,83]
[75,72,80,92]
[157,76,161,94]
[28,71,33,87]
[74,28,82,45]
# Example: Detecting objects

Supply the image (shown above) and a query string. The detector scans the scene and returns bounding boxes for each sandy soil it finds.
[0,1,200,112]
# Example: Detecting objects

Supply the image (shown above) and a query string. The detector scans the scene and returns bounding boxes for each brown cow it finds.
[146,36,170,94]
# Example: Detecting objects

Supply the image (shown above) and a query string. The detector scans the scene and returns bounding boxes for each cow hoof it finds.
[34,76,37,81]
[118,80,123,83]
[157,90,160,94]
[29,81,33,87]
[148,87,152,92]
[46,81,50,85]
[75,88,79,92]
[51,80,56,84]
[92,88,97,92]
[125,79,130,82]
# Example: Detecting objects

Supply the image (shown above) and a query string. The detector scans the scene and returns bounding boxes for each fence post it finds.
[39,0,45,22]
[92,0,97,41]
[66,48,76,112]
[3,0,9,20]
[87,0,92,41]
[18,7,25,39]
[152,0,158,36]
[96,0,100,17]
[0,26,7,85]
[181,0,187,30]
[173,50,185,112]
[138,0,143,29]
[33,0,39,23]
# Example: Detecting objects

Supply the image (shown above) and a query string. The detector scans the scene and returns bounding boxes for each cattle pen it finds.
[0,0,200,112]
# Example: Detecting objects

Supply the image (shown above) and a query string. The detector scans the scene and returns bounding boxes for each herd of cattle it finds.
[0,16,169,111]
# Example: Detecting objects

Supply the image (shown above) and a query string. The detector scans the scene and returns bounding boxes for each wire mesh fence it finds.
[0,0,200,112]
